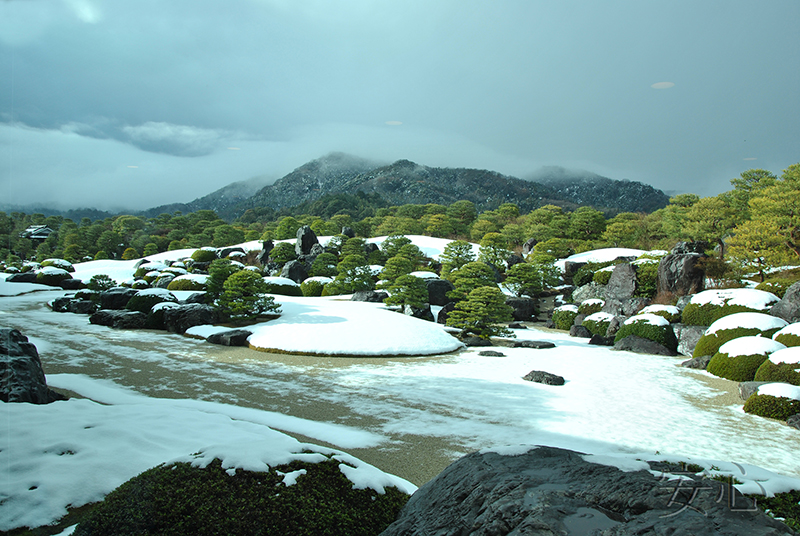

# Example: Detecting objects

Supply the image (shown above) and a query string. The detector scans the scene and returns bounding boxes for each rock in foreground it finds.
[1,328,66,404]
[380,446,791,536]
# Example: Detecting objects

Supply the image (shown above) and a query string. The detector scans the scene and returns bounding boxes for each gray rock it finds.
[788,414,800,431]
[589,334,614,346]
[571,282,607,303]
[739,381,772,401]
[506,253,525,268]
[280,260,308,283]
[614,335,677,356]
[672,240,709,254]
[605,263,637,302]
[462,336,492,347]
[569,325,592,338]
[89,310,147,329]
[0,328,67,404]
[364,242,380,258]
[523,370,565,385]
[658,252,706,296]
[99,287,139,310]
[341,226,355,238]
[294,225,319,256]
[351,290,388,302]
[257,240,274,265]
[58,278,84,290]
[163,304,219,334]
[478,350,505,357]
[152,273,175,289]
[562,260,587,285]
[573,312,587,326]
[182,292,208,304]
[605,315,623,337]
[425,278,454,306]
[674,323,706,356]
[622,297,651,316]
[51,296,74,312]
[380,446,789,536]
[207,329,252,347]
[507,322,527,329]
[403,304,435,322]
[676,294,692,312]
[5,271,38,283]
[602,298,624,316]
[511,340,556,349]
[681,355,711,369]
[770,281,800,323]
[505,296,537,321]
[218,246,244,259]
[521,237,537,255]
[436,302,456,324]
[67,299,98,315]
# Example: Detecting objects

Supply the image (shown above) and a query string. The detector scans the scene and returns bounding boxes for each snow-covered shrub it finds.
[638,304,680,323]
[592,268,613,285]
[755,278,798,299]
[581,311,614,336]
[191,247,218,263]
[706,337,786,382]
[130,279,150,290]
[162,266,189,277]
[86,274,116,292]
[126,288,178,313]
[36,267,72,286]
[135,262,168,278]
[146,302,179,330]
[263,276,303,297]
[300,279,324,297]
[743,383,800,421]
[754,347,800,386]
[578,299,604,315]
[552,305,579,331]
[614,314,677,350]
[773,323,800,347]
[573,261,615,287]
[41,258,75,273]
[681,289,780,326]
[693,313,788,358]
[72,457,410,536]
[167,274,208,291]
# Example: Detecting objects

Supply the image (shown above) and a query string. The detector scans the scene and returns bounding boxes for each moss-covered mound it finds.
[681,288,779,326]
[614,314,677,351]
[167,275,207,291]
[581,311,614,336]
[592,269,613,285]
[41,258,75,272]
[300,279,324,297]
[577,299,604,315]
[36,267,73,286]
[74,457,410,536]
[692,313,788,358]
[263,277,303,296]
[638,304,680,323]
[552,305,579,331]
[755,278,799,299]
[773,324,800,347]
[191,247,219,263]
[706,337,786,382]
[126,289,178,313]
[743,393,800,421]
[754,347,800,386]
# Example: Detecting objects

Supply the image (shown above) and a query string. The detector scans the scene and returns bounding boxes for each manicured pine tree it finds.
[446,286,514,339]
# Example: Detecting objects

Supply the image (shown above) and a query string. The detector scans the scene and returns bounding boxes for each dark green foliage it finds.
[693,327,781,358]
[749,488,800,532]
[262,281,303,296]
[384,274,429,309]
[755,278,799,299]
[167,277,207,291]
[74,457,409,536]
[36,269,72,286]
[217,270,281,322]
[774,332,800,347]
[572,261,615,287]
[330,254,374,294]
[706,351,770,382]
[206,259,240,304]
[592,270,612,285]
[446,261,497,302]
[300,280,324,297]
[341,237,367,258]
[279,192,389,221]
[581,315,612,336]
[446,286,514,339]
[310,252,339,277]
[269,242,297,263]
[126,292,178,313]
[191,248,218,263]
[577,300,604,315]
[614,318,677,350]
[681,302,762,327]
[503,259,560,297]
[86,274,116,292]
[743,393,800,421]
[439,240,476,279]
[380,235,412,259]
[754,359,800,386]
[378,256,414,288]
[633,262,659,298]
[552,307,578,330]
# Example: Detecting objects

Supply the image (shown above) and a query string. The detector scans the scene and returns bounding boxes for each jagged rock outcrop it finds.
[90,310,148,329]
[658,242,707,297]
[770,281,800,323]
[673,323,706,357]
[1,328,67,404]
[294,225,318,256]
[163,304,219,334]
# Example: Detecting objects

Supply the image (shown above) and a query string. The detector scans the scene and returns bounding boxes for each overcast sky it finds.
[1,0,798,212]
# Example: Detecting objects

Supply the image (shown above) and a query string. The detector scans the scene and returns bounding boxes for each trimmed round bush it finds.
[74,457,410,536]
[162,266,189,277]
[681,289,780,326]
[578,299,604,315]
[300,279,324,297]
[191,247,219,263]
[706,336,786,382]
[581,311,615,336]
[263,276,303,297]
[693,313,788,358]
[638,304,680,323]
[755,278,798,299]
[167,274,208,291]
[130,279,150,290]
[86,274,116,292]
[41,258,75,272]
[135,263,168,278]
[743,383,800,421]
[552,305,579,331]
[773,323,800,347]
[754,347,800,386]
[36,267,73,286]
[126,288,178,313]
[614,313,677,350]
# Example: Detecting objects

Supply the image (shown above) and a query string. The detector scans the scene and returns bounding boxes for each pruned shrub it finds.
[126,289,178,313]
[36,267,73,286]
[41,258,75,273]
[87,274,116,292]
[135,263,168,278]
[706,337,786,382]
[573,261,615,287]
[754,347,800,386]
[592,269,613,285]
[73,457,410,536]
[167,275,208,291]
[614,314,677,350]
[693,313,788,357]
[638,304,680,323]
[581,311,615,336]
[755,278,799,299]
[263,277,303,297]
[578,299,604,315]
[633,262,659,298]
[300,279,324,297]
[552,305,579,331]
[130,279,150,290]
[773,324,800,347]
[743,392,800,421]
[681,289,780,326]
[191,247,218,263]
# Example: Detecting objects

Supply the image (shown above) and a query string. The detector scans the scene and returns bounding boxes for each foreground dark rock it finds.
[351,290,389,302]
[207,329,252,347]
[505,296,536,321]
[99,287,139,310]
[613,335,677,356]
[403,304,435,322]
[522,370,565,385]
[90,310,147,329]
[510,340,556,349]
[163,304,219,334]
[380,446,791,536]
[425,278,455,306]
[674,323,706,357]
[1,328,67,404]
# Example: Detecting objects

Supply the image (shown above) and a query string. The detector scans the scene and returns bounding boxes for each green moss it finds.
[755,278,799,299]
[754,359,800,386]
[191,248,218,263]
[552,308,578,331]
[613,319,677,350]
[573,261,615,287]
[126,293,178,313]
[592,270,612,285]
[167,278,207,291]
[263,282,303,296]
[633,262,659,298]
[582,317,611,336]
[774,333,800,347]
[693,327,781,358]
[36,270,73,286]
[73,457,410,536]
[41,258,75,272]
[300,280,324,297]
[681,302,762,327]
[577,300,604,315]
[743,393,800,421]
[706,352,770,382]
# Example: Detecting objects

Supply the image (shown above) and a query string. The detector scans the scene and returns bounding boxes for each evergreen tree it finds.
[503,259,560,297]
[384,274,429,309]
[439,240,476,280]
[446,286,514,339]
[217,270,281,322]
[206,259,241,304]
[447,261,497,302]
[477,232,511,273]
[310,252,339,277]
[378,255,414,288]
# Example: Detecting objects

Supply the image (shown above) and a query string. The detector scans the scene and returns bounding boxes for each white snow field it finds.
[2,238,800,532]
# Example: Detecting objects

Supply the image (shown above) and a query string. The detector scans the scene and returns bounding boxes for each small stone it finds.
[478,351,505,357]
[522,370,565,385]
[681,355,711,370]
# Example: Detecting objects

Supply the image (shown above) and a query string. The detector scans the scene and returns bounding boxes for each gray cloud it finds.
[1,0,798,211]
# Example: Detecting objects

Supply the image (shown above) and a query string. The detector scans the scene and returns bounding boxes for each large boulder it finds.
[68,300,98,315]
[770,281,800,323]
[380,446,789,536]
[0,328,67,404]
[504,296,536,321]
[207,329,252,347]
[425,279,455,306]
[163,304,220,334]
[351,290,388,302]
[658,250,706,297]
[99,287,139,310]
[522,370,565,385]
[280,260,308,284]
[257,240,274,265]
[217,246,245,259]
[605,263,637,302]
[436,302,456,324]
[294,225,319,256]
[5,271,38,283]
[403,304,435,322]
[90,310,148,329]
[571,282,607,303]
[521,237,537,255]
[673,323,706,357]
[614,335,677,356]
[562,260,587,285]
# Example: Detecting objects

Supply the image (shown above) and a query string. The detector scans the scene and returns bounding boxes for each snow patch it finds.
[767,347,800,365]
[757,383,800,401]
[718,337,786,358]
[706,313,788,335]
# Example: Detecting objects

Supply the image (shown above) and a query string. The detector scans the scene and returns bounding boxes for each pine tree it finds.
[384,274,429,309]
[446,286,514,339]
[446,261,497,302]
[216,270,280,322]
[439,240,476,280]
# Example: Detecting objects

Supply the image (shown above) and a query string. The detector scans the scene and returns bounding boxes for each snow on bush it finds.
[773,323,800,347]
[754,347,800,386]
[706,337,786,382]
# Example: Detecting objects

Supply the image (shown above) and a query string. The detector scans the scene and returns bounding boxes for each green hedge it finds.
[300,280,324,297]
[581,314,613,336]
[36,269,73,286]
[578,300,604,315]
[773,328,800,348]
[706,352,771,382]
[693,327,782,358]
[754,359,800,386]
[552,307,578,331]
[191,248,218,263]
[592,270,612,285]
[73,457,410,536]
[614,317,677,350]
[743,393,800,421]
[755,278,799,299]
[263,282,303,296]
[681,303,760,327]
